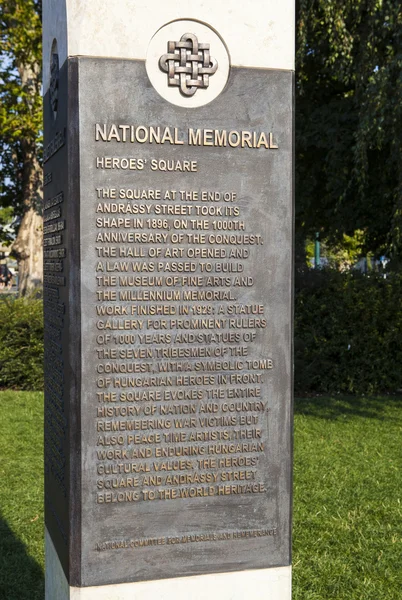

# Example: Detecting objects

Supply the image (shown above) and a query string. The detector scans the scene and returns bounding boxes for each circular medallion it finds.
[49,39,59,116]
[146,20,230,108]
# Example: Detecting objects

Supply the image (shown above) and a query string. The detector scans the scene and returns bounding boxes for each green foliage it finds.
[0,0,42,242]
[0,295,43,389]
[296,0,402,262]
[327,230,367,269]
[0,206,15,244]
[306,230,367,269]
[295,269,402,394]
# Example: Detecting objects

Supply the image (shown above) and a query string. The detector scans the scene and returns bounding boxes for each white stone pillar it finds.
[43,2,294,598]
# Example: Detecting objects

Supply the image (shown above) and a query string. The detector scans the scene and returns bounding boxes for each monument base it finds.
[45,529,291,600]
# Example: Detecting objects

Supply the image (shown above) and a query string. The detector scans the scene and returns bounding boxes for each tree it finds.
[296,0,402,266]
[0,0,42,294]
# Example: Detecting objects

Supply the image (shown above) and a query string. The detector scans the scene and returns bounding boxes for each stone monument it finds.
[43,1,294,598]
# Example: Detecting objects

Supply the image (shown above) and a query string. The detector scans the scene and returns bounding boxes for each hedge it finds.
[295,270,402,394]
[1,271,401,394]
[0,296,44,390]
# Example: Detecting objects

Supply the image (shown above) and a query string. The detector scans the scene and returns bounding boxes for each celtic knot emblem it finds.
[159,33,218,97]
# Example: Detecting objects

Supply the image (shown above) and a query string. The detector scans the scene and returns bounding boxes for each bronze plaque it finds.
[44,56,293,587]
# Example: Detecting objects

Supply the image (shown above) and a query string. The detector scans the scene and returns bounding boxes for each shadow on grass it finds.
[294,394,402,421]
[0,517,44,600]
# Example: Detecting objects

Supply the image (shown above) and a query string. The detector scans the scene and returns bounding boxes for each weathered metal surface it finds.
[44,58,81,583]
[44,55,293,587]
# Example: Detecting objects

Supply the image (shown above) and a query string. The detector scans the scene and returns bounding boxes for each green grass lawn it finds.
[0,391,44,600]
[0,391,401,599]
[293,395,402,599]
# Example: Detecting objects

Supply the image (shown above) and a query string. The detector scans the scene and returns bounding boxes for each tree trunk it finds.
[10,58,43,296]
[12,146,43,295]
